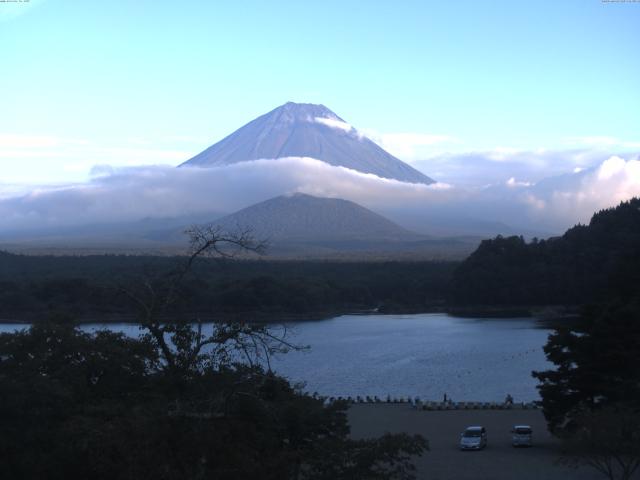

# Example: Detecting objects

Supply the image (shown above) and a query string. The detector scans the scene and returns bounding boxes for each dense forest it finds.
[0,252,456,322]
[450,198,640,306]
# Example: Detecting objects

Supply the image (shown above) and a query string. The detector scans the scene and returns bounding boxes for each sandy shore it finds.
[348,404,607,480]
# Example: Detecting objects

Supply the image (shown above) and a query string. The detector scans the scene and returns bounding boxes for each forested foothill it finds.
[450,198,640,307]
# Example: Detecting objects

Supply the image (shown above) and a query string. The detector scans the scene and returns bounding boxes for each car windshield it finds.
[514,427,532,434]
[463,430,482,437]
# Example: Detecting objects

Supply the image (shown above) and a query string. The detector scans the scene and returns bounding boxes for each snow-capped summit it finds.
[180,102,434,185]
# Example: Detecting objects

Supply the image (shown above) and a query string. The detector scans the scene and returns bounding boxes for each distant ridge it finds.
[212,193,417,241]
[180,102,435,185]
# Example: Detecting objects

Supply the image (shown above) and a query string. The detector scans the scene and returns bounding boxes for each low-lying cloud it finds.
[1,154,639,237]
[0,158,451,232]
[413,148,627,188]
[522,155,640,229]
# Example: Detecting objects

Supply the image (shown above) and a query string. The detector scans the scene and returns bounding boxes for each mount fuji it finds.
[180,102,434,185]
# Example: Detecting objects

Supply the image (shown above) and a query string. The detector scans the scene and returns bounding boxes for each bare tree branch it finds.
[115,224,308,376]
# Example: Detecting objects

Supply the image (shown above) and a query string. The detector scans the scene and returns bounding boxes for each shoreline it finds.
[0,304,580,325]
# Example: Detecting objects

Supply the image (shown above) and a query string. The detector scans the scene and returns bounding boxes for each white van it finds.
[511,425,532,447]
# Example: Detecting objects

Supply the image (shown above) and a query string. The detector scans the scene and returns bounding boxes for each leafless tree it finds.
[120,224,300,375]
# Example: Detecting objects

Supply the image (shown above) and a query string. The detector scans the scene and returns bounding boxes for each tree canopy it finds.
[532,299,640,480]
[533,299,640,432]
[451,198,640,306]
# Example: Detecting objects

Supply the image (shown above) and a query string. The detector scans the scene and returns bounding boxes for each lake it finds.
[0,313,553,402]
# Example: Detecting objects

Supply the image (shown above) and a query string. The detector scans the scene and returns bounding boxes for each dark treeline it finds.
[0,252,456,321]
[450,198,640,306]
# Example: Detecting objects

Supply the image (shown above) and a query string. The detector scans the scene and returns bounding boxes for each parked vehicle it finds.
[459,426,487,450]
[511,425,533,447]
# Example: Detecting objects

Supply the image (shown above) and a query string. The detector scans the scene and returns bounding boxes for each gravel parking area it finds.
[348,404,606,480]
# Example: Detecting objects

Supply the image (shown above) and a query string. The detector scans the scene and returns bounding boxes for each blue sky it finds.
[1,0,639,184]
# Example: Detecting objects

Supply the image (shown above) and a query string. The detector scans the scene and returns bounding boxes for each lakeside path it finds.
[348,404,604,480]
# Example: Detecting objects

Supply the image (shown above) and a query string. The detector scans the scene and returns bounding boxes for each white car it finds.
[459,426,487,450]
[511,425,533,447]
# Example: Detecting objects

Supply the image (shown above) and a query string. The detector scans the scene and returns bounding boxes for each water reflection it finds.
[0,313,552,401]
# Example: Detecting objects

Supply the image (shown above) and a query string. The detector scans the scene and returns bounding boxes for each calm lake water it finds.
[0,313,553,402]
